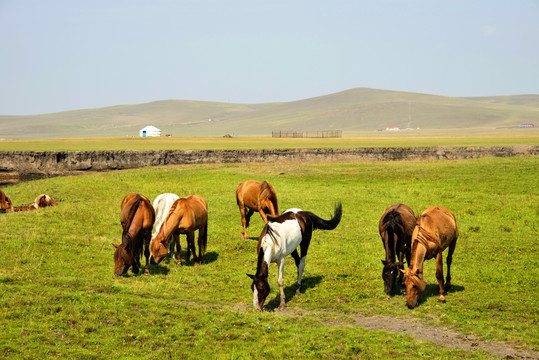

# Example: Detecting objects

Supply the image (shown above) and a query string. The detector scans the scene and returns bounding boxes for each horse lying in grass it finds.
[378,203,416,295]
[113,194,155,276]
[401,206,458,309]
[0,189,13,213]
[248,203,342,310]
[152,193,180,259]
[13,194,57,212]
[236,180,279,240]
[150,195,208,266]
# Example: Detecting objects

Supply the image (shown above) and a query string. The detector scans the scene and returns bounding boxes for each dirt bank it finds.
[0,145,537,178]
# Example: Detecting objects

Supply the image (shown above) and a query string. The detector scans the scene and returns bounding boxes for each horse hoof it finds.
[402,290,407,296]
[295,289,301,296]
[438,299,446,304]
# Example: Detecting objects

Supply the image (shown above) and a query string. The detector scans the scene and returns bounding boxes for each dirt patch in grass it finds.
[272,307,538,359]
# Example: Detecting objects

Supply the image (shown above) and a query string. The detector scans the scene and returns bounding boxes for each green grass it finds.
[0,134,538,151]
[1,157,537,359]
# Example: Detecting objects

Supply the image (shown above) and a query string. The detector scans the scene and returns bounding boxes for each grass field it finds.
[0,156,537,359]
[0,134,538,151]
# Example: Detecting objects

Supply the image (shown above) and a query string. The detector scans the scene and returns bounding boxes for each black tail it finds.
[308,202,342,231]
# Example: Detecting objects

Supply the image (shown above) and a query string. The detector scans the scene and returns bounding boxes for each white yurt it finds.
[139,125,161,137]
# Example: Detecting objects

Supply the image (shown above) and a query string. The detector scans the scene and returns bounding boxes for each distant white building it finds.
[139,125,161,137]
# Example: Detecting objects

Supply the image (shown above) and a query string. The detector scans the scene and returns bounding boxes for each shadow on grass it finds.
[413,283,465,307]
[265,275,324,311]
[152,251,220,270]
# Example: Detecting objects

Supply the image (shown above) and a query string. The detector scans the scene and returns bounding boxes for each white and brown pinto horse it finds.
[236,180,279,240]
[152,193,180,258]
[378,204,416,295]
[401,206,458,309]
[0,189,13,213]
[150,195,208,266]
[248,203,342,310]
[9,194,57,212]
[113,194,155,276]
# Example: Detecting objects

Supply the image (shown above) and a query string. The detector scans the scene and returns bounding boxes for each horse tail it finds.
[259,181,279,215]
[307,202,342,231]
[201,220,208,255]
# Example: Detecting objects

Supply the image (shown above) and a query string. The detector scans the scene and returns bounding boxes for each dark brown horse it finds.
[401,206,458,309]
[236,180,279,240]
[378,204,416,295]
[150,195,208,266]
[0,189,13,213]
[113,194,155,276]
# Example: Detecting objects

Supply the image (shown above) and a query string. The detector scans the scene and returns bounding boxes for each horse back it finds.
[416,206,458,254]
[121,194,155,235]
[379,203,415,237]
[172,195,208,231]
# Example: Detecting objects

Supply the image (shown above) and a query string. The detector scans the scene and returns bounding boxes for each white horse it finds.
[248,204,342,310]
[152,193,180,259]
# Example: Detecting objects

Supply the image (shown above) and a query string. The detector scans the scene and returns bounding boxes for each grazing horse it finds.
[150,195,208,266]
[236,180,279,240]
[248,203,342,310]
[0,189,13,213]
[378,204,416,295]
[13,194,57,212]
[113,194,155,276]
[152,193,180,258]
[401,206,458,309]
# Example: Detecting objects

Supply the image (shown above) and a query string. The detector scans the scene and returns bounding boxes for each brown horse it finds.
[12,194,57,212]
[150,195,208,266]
[401,206,458,309]
[378,204,416,295]
[0,189,13,213]
[236,180,279,240]
[113,194,155,276]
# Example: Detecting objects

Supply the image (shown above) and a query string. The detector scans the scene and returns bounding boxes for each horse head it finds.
[112,243,137,276]
[381,260,400,295]
[0,192,13,213]
[150,236,168,264]
[401,268,426,309]
[247,273,270,310]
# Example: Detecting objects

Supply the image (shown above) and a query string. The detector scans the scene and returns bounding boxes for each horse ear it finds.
[247,274,255,280]
[381,260,387,265]
[112,243,119,248]
[399,269,406,274]
[395,262,404,266]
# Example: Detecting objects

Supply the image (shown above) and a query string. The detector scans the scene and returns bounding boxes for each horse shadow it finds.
[155,251,219,268]
[416,283,465,306]
[265,275,324,311]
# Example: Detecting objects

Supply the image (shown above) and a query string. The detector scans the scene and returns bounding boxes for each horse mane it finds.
[255,247,269,277]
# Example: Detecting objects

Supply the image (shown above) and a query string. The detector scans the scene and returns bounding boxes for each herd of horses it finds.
[3,179,458,310]
[0,189,57,213]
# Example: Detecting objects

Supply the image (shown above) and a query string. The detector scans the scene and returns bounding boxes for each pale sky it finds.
[1,0,538,115]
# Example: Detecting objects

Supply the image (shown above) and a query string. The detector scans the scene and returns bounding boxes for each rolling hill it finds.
[1,88,538,139]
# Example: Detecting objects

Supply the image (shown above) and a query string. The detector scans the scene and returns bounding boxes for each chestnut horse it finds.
[0,189,13,213]
[401,206,458,309]
[248,203,342,310]
[150,195,208,266]
[152,193,180,258]
[113,194,155,276]
[379,204,416,296]
[236,180,279,240]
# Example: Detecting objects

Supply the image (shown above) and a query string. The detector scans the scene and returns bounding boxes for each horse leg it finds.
[239,205,249,240]
[187,231,198,266]
[397,250,406,295]
[144,233,151,275]
[291,250,306,296]
[445,239,457,292]
[435,251,446,303]
[174,233,181,265]
[277,258,286,309]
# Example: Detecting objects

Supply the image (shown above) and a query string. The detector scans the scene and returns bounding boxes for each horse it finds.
[152,193,180,258]
[13,194,57,212]
[236,180,279,240]
[378,204,416,295]
[113,194,155,276]
[0,189,13,213]
[401,206,458,309]
[248,203,342,310]
[150,195,208,266]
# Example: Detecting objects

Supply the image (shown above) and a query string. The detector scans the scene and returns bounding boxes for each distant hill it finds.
[1,88,538,139]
